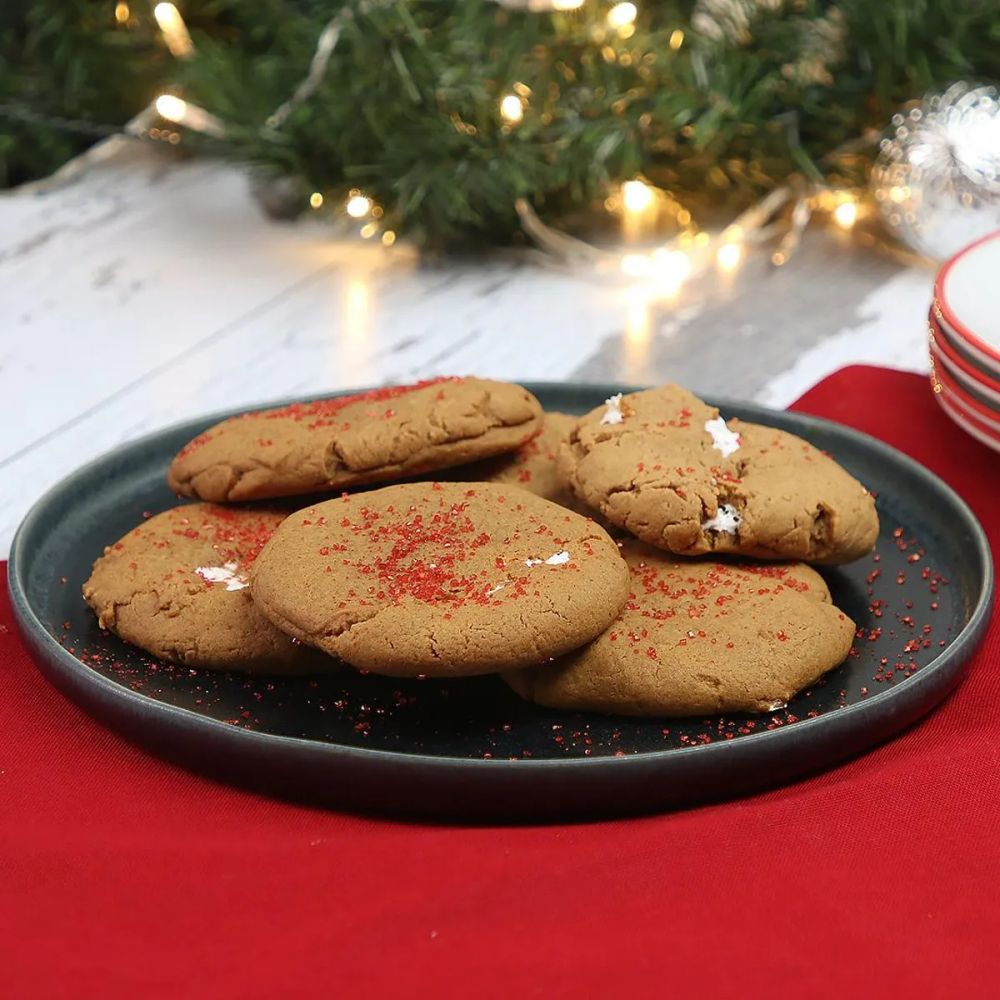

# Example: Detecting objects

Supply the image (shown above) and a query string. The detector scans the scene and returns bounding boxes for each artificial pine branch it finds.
[3,1,998,248]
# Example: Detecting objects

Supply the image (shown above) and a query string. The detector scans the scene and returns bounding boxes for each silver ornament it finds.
[249,171,306,221]
[872,82,1000,261]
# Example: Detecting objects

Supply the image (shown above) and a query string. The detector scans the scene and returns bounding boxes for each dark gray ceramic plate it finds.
[8,384,993,822]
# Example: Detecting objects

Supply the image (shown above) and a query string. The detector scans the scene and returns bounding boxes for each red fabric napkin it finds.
[2,366,998,999]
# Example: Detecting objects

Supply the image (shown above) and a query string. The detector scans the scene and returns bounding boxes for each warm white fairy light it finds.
[114,2,130,25]
[621,179,657,242]
[153,3,194,59]
[669,29,684,50]
[716,241,743,273]
[622,179,653,214]
[833,199,858,229]
[360,222,379,239]
[309,192,324,209]
[346,194,372,218]
[607,2,638,31]
[500,94,525,124]
[154,94,226,137]
[154,94,187,123]
[381,230,397,246]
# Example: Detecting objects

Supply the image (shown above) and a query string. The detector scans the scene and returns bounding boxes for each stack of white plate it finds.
[929,231,1000,453]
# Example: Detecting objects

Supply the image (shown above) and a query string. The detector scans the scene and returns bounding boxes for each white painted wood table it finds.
[0,145,934,558]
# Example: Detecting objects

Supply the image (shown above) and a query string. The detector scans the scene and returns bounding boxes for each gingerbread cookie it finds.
[558,385,878,564]
[168,377,543,503]
[83,504,324,673]
[505,539,855,716]
[250,482,629,677]
[448,411,579,506]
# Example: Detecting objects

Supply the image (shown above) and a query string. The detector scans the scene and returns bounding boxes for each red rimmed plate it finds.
[934,231,1000,379]
[933,384,1000,455]
[930,361,1000,454]
[928,311,1000,410]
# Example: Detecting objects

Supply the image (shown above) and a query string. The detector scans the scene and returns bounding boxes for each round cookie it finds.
[168,377,543,503]
[83,504,325,673]
[447,411,580,506]
[504,540,855,716]
[558,385,878,565]
[249,482,630,677]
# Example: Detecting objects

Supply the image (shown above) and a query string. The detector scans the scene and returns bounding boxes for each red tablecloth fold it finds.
[1,366,998,999]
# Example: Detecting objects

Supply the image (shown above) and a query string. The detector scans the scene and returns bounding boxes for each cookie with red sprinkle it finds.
[168,378,543,502]
[504,539,855,716]
[249,482,630,677]
[83,505,326,673]
[446,411,583,507]
[558,384,878,564]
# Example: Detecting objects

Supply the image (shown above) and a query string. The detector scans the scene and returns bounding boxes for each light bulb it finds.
[346,194,372,218]
[155,94,187,123]
[833,200,857,229]
[716,242,743,273]
[622,180,654,214]
[153,3,194,58]
[607,3,638,31]
[500,94,524,124]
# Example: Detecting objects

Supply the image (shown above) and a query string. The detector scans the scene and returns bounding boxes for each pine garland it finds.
[0,0,167,187]
[3,1,999,247]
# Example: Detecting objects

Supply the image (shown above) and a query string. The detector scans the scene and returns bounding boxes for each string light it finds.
[153,3,194,59]
[381,231,397,246]
[622,179,654,214]
[309,192,324,209]
[114,2,130,25]
[607,3,638,32]
[552,0,584,8]
[716,242,743,273]
[155,94,187,123]
[833,199,858,229]
[669,29,684,50]
[359,222,379,239]
[346,193,372,218]
[500,94,524,124]
[154,94,226,137]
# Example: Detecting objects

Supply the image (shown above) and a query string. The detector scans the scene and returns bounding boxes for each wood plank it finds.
[0,147,935,555]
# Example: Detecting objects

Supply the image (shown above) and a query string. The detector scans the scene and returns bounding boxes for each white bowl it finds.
[934,230,1000,380]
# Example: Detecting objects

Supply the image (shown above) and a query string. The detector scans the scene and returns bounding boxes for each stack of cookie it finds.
[83,376,879,718]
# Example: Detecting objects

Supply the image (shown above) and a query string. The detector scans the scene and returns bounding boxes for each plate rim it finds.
[935,229,1000,368]
[934,382,1000,453]
[929,312,1000,403]
[930,348,1000,428]
[7,382,996,775]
